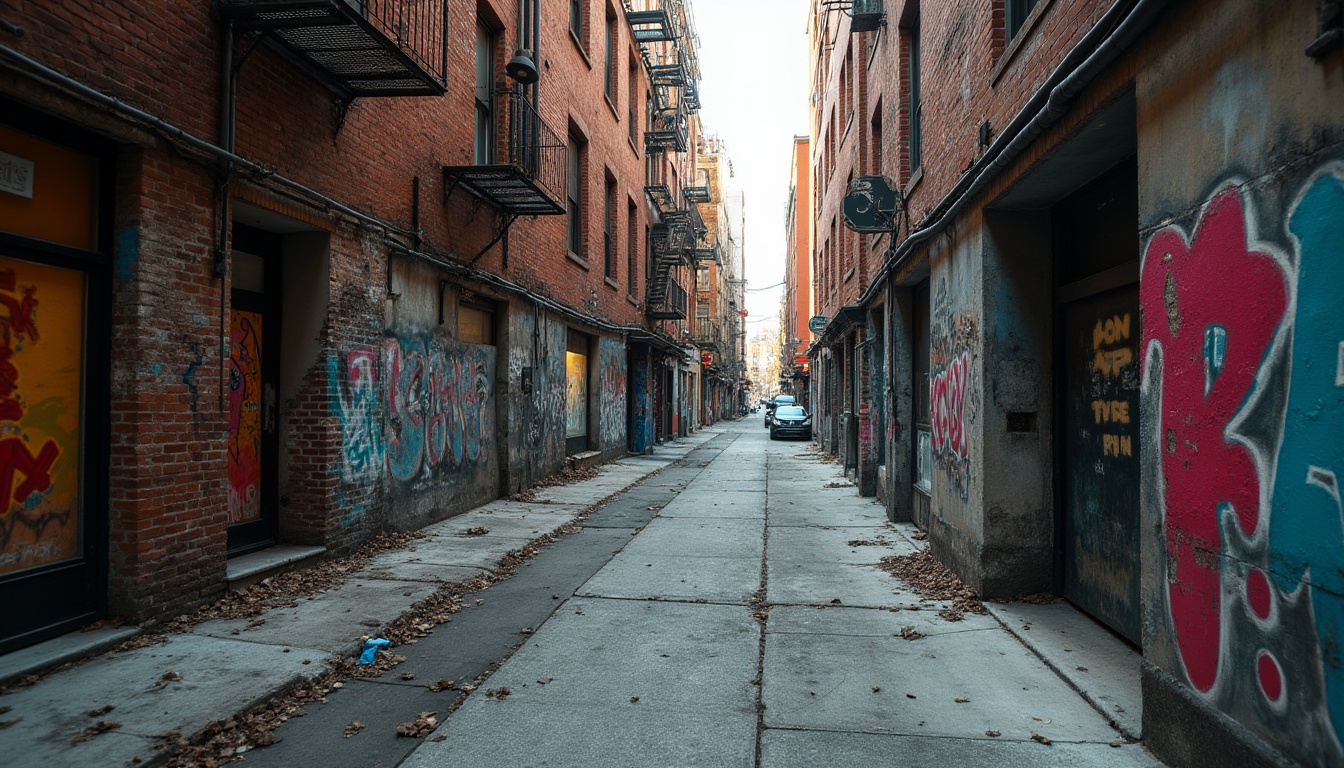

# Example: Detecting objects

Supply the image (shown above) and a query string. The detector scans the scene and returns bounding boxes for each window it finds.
[870,100,882,176]
[628,58,639,145]
[1006,0,1040,40]
[907,16,922,175]
[458,304,494,345]
[474,24,495,164]
[567,135,586,257]
[627,198,638,294]
[604,174,617,279]
[605,8,618,102]
[570,0,585,43]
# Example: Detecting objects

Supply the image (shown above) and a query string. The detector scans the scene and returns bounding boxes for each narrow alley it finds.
[1,421,1156,766]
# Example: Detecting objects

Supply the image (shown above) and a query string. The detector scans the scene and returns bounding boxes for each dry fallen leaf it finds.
[429,679,455,692]
[954,697,970,703]
[537,677,554,685]
[870,685,882,693]
[0,719,19,730]
[1031,732,1053,746]
[72,720,122,743]
[485,687,511,700]
[897,626,925,640]
[87,705,115,717]
[343,721,365,738]
[464,527,489,536]
[401,673,416,680]
[985,730,1001,738]
[630,696,640,703]
[1109,741,1122,748]
[395,712,438,738]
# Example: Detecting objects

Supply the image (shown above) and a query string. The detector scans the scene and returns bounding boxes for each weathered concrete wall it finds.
[926,222,986,588]
[1136,1,1344,764]
[504,307,569,491]
[980,209,1054,597]
[597,335,628,459]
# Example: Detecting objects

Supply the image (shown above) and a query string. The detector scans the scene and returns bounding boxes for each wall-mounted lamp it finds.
[506,49,539,84]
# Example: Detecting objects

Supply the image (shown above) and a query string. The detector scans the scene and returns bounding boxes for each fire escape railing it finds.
[442,91,567,216]
[218,0,449,96]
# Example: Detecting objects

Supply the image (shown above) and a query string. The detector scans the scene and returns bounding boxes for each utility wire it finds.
[745,281,785,291]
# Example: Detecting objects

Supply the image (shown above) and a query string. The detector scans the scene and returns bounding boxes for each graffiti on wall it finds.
[930,278,976,499]
[330,335,495,496]
[1090,313,1137,459]
[631,359,653,453]
[930,350,969,460]
[228,312,263,525]
[0,259,81,577]
[1141,164,1344,761]
[330,346,384,484]
[385,335,494,485]
[599,338,627,447]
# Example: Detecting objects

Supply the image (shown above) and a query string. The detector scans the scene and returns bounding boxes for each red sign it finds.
[794,355,809,365]
[701,352,713,366]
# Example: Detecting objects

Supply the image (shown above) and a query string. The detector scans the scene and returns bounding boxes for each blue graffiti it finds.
[1269,166,1344,736]
[115,227,139,283]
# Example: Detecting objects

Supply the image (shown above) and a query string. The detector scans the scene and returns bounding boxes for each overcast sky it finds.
[690,0,811,334]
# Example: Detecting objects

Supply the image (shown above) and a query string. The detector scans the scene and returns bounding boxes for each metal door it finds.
[1061,285,1141,644]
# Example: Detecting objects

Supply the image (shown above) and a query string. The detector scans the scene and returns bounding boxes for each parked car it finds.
[764,394,796,427]
[769,405,812,440]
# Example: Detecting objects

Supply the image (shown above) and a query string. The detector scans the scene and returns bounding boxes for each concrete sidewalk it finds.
[0,430,715,768]
[400,421,1161,768]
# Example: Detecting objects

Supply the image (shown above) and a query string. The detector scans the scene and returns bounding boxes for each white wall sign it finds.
[0,151,35,199]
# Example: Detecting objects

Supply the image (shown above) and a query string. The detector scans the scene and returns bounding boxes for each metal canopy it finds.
[219,0,447,97]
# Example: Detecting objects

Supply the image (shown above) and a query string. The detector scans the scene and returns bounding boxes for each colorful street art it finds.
[384,336,494,483]
[228,311,263,525]
[565,350,588,441]
[1141,164,1344,762]
[329,346,383,484]
[330,334,495,495]
[0,257,81,578]
[930,350,969,460]
[599,338,627,447]
[631,359,653,453]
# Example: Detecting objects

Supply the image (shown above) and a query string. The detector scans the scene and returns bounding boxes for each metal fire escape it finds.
[216,0,449,97]
[630,0,703,321]
[442,91,567,217]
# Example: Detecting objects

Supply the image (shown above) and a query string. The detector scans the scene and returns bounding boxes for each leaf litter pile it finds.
[2,456,647,766]
[878,546,985,621]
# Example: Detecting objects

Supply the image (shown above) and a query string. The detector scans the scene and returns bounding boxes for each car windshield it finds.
[775,406,807,418]
[773,397,795,406]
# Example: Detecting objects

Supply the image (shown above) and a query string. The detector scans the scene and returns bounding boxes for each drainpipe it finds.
[858,0,1171,306]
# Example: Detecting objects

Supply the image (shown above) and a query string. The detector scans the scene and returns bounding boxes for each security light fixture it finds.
[506,49,539,84]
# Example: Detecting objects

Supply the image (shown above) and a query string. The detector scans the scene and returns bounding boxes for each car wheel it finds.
[769,428,777,440]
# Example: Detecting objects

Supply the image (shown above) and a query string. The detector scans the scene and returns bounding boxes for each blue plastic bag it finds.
[358,637,391,664]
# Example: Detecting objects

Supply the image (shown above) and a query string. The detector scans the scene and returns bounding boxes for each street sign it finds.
[808,315,828,333]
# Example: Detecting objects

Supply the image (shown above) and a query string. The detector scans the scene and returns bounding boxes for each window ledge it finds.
[627,293,639,306]
[904,166,923,200]
[567,250,591,269]
[843,267,855,283]
[990,0,1055,87]
[604,276,620,290]
[604,94,620,121]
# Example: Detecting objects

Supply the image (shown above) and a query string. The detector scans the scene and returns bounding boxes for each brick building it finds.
[781,135,811,401]
[0,0,716,653]
[805,0,1343,764]
[691,134,746,424]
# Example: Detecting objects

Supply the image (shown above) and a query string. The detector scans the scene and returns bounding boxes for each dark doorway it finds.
[1054,159,1141,644]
